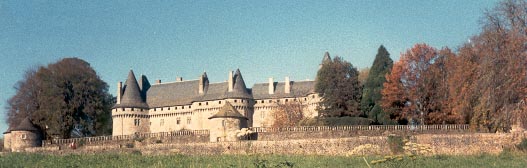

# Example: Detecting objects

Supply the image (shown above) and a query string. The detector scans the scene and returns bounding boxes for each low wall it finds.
[137,133,522,156]
[254,125,472,141]
[24,132,526,156]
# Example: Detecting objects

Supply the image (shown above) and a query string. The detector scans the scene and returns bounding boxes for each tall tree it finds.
[316,55,362,117]
[361,45,393,124]
[381,44,459,124]
[447,0,527,132]
[6,58,114,139]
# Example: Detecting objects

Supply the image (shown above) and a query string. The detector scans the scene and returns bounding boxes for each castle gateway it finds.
[111,53,330,140]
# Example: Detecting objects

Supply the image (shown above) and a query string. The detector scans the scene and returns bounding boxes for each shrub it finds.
[387,135,405,154]
[516,138,527,151]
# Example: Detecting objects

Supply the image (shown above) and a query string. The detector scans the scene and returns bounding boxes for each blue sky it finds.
[0,0,499,134]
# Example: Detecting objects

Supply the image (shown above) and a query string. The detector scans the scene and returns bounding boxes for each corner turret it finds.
[114,70,148,108]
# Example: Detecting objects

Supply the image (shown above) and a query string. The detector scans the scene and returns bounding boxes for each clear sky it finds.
[0,0,500,134]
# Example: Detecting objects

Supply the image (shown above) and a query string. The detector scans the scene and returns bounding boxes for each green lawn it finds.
[1,152,526,168]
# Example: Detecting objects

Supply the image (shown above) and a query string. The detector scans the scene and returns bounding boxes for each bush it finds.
[516,138,527,151]
[387,135,405,154]
[0,138,3,151]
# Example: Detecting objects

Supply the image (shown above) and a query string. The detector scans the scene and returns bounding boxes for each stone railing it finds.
[251,124,470,133]
[42,130,210,147]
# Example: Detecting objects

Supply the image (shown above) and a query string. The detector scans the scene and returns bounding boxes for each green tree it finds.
[360,45,393,124]
[6,58,113,139]
[315,55,362,117]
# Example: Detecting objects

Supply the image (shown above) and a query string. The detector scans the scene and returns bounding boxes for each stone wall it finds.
[137,133,524,156]
[28,132,527,156]
[254,125,473,141]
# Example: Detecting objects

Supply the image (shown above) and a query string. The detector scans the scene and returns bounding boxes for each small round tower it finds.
[3,127,12,152]
[112,70,150,136]
[208,102,248,142]
[10,118,42,152]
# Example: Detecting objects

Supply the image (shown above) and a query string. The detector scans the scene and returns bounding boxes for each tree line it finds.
[273,0,526,132]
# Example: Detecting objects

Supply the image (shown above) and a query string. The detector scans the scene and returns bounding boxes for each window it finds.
[140,109,143,112]
[199,103,202,106]
[206,102,208,105]
[222,120,226,127]
[234,99,237,103]
[219,101,222,104]
[131,108,134,111]
[161,108,163,111]
[312,95,315,98]
[182,106,184,109]
[268,100,272,103]
[261,100,264,103]
[304,98,307,101]
[122,108,125,111]
[154,108,156,111]
[160,119,164,126]
[187,117,191,125]
[134,119,140,126]
[177,118,181,125]
[285,99,288,102]
[168,107,170,110]
[21,134,27,139]
[189,106,191,108]
[175,107,178,110]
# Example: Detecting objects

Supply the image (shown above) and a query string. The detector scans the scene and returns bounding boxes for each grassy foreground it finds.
[1,152,526,168]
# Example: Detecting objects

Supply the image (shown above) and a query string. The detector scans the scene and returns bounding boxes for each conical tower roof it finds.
[12,117,39,132]
[208,102,248,119]
[322,51,331,63]
[115,70,148,108]
[3,126,13,134]
[227,69,252,99]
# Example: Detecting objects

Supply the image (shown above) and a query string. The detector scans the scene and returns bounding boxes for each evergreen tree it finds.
[315,55,362,117]
[361,45,393,124]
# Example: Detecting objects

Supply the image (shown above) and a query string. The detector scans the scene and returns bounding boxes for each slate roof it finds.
[12,118,40,132]
[115,69,316,108]
[252,80,316,99]
[208,102,248,119]
[3,126,12,134]
[146,80,200,107]
[322,51,331,63]
[115,70,149,108]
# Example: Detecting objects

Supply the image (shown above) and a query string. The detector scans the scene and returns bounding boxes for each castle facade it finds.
[111,53,330,141]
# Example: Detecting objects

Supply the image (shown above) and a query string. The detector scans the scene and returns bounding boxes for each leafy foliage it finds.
[361,45,393,124]
[315,55,362,117]
[6,58,114,139]
[270,102,305,128]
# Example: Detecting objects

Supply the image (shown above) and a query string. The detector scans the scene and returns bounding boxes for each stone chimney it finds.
[199,75,204,94]
[176,77,183,82]
[268,77,274,94]
[228,71,233,92]
[285,76,290,94]
[156,80,161,84]
[117,82,122,104]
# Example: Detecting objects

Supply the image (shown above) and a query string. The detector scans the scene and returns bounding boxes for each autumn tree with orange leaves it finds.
[382,44,462,125]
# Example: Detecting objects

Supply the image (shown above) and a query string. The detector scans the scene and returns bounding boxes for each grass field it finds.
[1,152,526,168]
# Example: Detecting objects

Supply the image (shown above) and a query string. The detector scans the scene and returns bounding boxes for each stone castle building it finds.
[111,53,331,141]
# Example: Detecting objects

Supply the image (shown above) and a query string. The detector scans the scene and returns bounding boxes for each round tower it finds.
[3,127,12,152]
[10,118,42,152]
[208,102,248,142]
[226,69,254,127]
[112,70,150,136]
